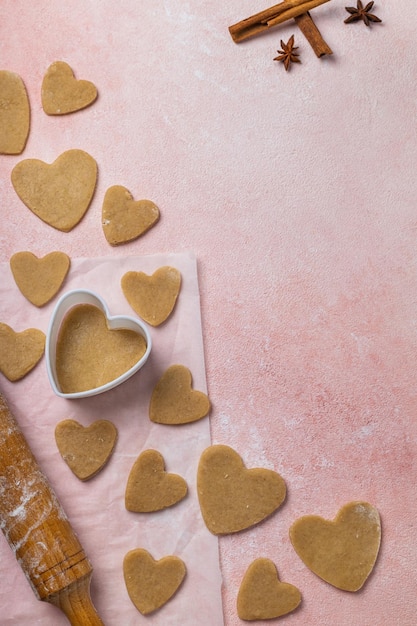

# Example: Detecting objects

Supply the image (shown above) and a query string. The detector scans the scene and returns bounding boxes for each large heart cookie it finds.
[0,323,45,381]
[11,149,97,232]
[55,419,118,481]
[123,548,186,615]
[289,501,381,592]
[149,364,211,425]
[102,185,160,246]
[237,558,301,621]
[125,449,187,512]
[41,61,98,115]
[10,251,70,307]
[47,290,152,398]
[0,70,30,154]
[197,444,286,535]
[121,266,181,326]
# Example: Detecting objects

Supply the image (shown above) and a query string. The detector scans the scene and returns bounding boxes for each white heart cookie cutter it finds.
[46,289,152,399]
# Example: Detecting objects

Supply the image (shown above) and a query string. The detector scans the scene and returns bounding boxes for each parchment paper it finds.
[0,251,224,626]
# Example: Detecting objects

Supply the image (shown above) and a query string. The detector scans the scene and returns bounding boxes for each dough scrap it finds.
[237,558,301,621]
[56,303,147,393]
[10,251,70,307]
[11,149,97,232]
[55,419,117,481]
[123,548,186,615]
[0,70,30,155]
[197,444,286,535]
[149,364,210,425]
[41,61,97,115]
[289,501,381,592]
[121,266,181,326]
[102,185,160,246]
[0,323,45,381]
[125,449,188,512]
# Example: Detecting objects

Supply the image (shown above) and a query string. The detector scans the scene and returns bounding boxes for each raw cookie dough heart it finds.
[149,364,210,425]
[289,501,381,592]
[11,149,97,232]
[0,70,30,154]
[0,323,45,381]
[56,303,147,393]
[41,61,97,115]
[10,251,70,307]
[55,419,117,481]
[237,558,301,621]
[121,266,181,326]
[125,449,187,512]
[102,185,160,246]
[123,548,186,615]
[197,444,286,535]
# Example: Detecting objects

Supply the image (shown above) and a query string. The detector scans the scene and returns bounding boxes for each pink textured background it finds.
[1,1,417,624]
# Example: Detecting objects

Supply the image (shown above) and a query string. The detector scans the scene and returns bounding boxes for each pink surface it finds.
[1,1,417,624]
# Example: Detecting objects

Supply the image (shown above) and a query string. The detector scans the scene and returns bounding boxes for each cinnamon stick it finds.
[229,0,331,43]
[294,11,332,56]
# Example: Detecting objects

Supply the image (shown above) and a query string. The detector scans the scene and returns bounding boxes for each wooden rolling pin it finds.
[0,392,105,625]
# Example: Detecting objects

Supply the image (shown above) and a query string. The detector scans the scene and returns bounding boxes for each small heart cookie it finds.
[197,444,286,535]
[0,70,30,154]
[10,251,70,307]
[121,266,181,326]
[55,419,117,481]
[237,558,301,621]
[56,303,147,393]
[11,149,97,232]
[149,364,210,425]
[123,548,186,615]
[102,185,160,246]
[125,449,187,512]
[289,501,381,592]
[41,61,97,115]
[0,323,45,381]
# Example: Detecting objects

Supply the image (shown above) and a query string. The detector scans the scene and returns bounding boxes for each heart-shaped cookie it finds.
[237,558,301,621]
[0,323,45,381]
[11,149,97,232]
[289,501,381,592]
[121,266,181,326]
[149,364,211,425]
[0,70,30,155]
[10,251,70,307]
[55,419,118,481]
[102,185,160,246]
[197,444,286,535]
[41,61,98,115]
[125,449,187,512]
[55,303,147,394]
[46,290,152,398]
[123,548,186,615]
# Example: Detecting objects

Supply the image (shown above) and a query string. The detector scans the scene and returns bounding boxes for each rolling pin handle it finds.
[48,572,105,626]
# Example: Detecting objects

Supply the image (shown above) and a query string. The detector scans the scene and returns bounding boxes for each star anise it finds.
[274,35,301,71]
[344,1,382,26]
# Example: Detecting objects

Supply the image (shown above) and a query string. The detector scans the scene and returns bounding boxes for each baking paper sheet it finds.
[0,251,224,626]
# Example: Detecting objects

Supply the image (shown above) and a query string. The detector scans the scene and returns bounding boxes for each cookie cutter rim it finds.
[46,288,152,399]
